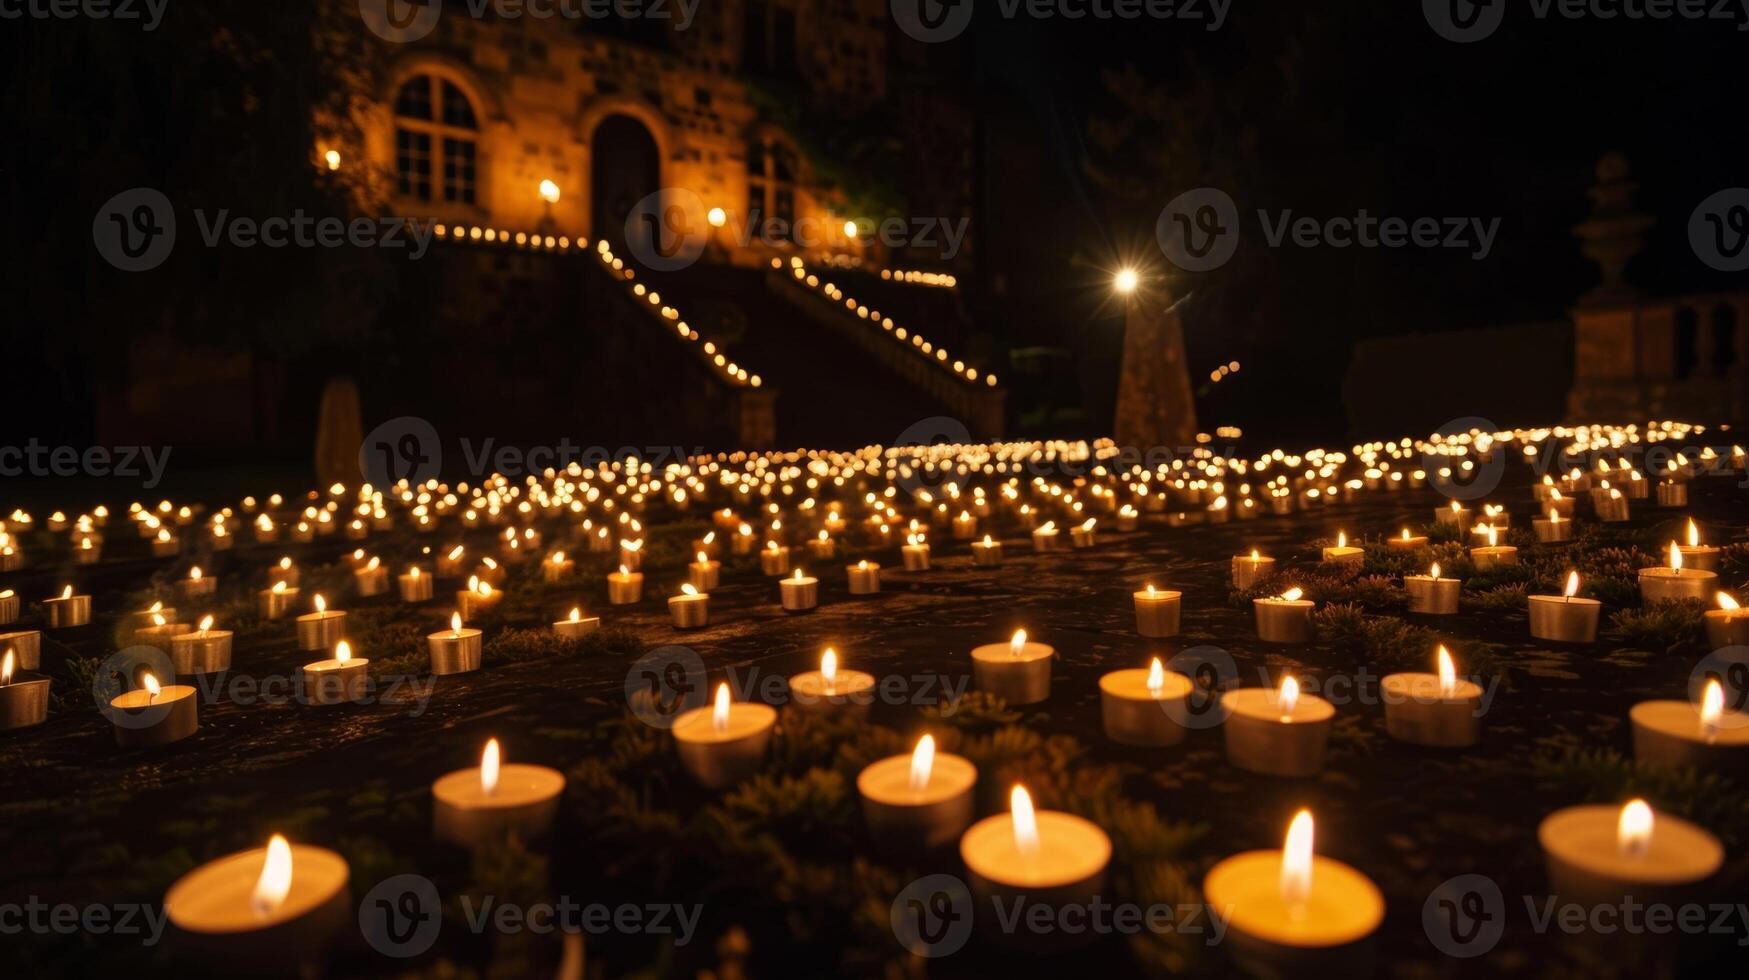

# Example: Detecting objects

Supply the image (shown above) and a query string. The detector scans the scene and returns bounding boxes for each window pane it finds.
[396,129,432,200]
[441,81,478,129]
[443,138,476,204]
[395,76,432,120]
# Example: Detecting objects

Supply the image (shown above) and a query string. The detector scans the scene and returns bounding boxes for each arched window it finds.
[747,136,798,241]
[395,74,478,204]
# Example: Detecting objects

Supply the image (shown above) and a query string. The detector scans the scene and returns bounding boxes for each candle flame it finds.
[909,735,935,792]
[335,640,352,665]
[1548,507,1561,523]
[1147,657,1164,696]
[1687,518,1699,548]
[1038,521,1055,533]
[1009,629,1027,657]
[568,607,581,622]
[1145,583,1156,598]
[410,566,421,578]
[1010,785,1039,857]
[1669,541,1682,572]
[1278,674,1300,717]
[1279,587,1304,602]
[1437,646,1457,699]
[1564,571,1580,599]
[1430,561,1442,580]
[1337,531,1347,548]
[1,648,12,685]
[618,564,630,576]
[198,614,214,633]
[1719,591,1740,612]
[821,648,837,692]
[151,612,165,628]
[189,566,203,580]
[1400,528,1410,540]
[448,545,464,560]
[272,581,288,594]
[1450,500,1462,513]
[1486,525,1498,548]
[696,551,708,564]
[60,585,73,600]
[681,583,698,596]
[313,594,326,614]
[1250,548,1260,561]
[1701,679,1724,740]
[143,672,161,701]
[251,835,294,920]
[793,567,804,581]
[450,612,462,636]
[1280,810,1314,907]
[712,682,730,734]
[1617,799,1653,858]
[983,534,994,547]
[481,738,501,796]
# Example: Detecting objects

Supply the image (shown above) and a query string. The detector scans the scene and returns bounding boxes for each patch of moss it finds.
[1608,599,1707,654]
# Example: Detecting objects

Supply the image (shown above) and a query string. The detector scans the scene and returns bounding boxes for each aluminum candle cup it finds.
[0,591,16,625]
[1404,574,1460,614]
[1528,595,1601,642]
[846,561,881,594]
[177,574,218,600]
[0,672,50,730]
[1202,841,1384,976]
[1030,525,1062,552]
[971,636,1054,705]
[857,748,977,851]
[971,538,1003,566]
[901,541,931,571]
[1655,481,1687,508]
[1381,674,1483,747]
[1594,494,1629,522]
[1070,522,1096,549]
[433,753,565,847]
[671,700,777,790]
[1132,588,1182,637]
[1630,700,1749,775]
[1434,504,1469,526]
[302,646,368,706]
[668,589,710,629]
[1532,515,1573,543]
[294,609,347,652]
[428,624,483,675]
[779,571,819,612]
[808,535,837,560]
[1221,687,1334,777]
[171,628,233,675]
[1254,596,1315,644]
[1637,567,1716,603]
[163,839,350,965]
[111,684,199,747]
[259,586,299,620]
[1386,533,1428,552]
[353,564,389,597]
[960,799,1110,948]
[1705,605,1749,648]
[1099,667,1194,746]
[0,631,41,669]
[1468,544,1518,570]
[1231,555,1276,590]
[398,569,434,602]
[606,569,644,605]
[788,668,876,719]
[542,557,575,583]
[553,612,600,639]
[44,593,91,628]
[1539,804,1722,912]
[758,545,792,577]
[687,558,721,592]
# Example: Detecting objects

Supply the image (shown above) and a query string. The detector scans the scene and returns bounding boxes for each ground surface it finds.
[2,470,1745,978]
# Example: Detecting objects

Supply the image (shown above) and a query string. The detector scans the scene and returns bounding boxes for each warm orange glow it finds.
[60,585,73,600]
[251,835,294,920]
[1430,561,1442,579]
[821,648,838,693]
[143,672,161,701]
[1669,541,1682,572]
[1278,674,1300,718]
[198,615,214,633]
[480,738,501,795]
[1701,679,1724,739]
[1280,810,1314,907]
[568,607,581,622]
[1278,587,1304,602]
[1564,571,1580,599]
[1687,518,1700,548]
[1617,799,1653,858]
[712,682,731,734]
[450,612,463,636]
[1719,591,1741,613]
[313,594,326,614]
[1437,646,1457,699]
[189,566,203,581]
[1337,530,1347,548]
[1009,629,1027,657]
[1,648,12,686]
[909,735,935,792]
[1010,785,1039,856]
[1146,657,1165,696]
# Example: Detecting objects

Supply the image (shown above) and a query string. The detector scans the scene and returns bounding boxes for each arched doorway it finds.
[590,114,660,246]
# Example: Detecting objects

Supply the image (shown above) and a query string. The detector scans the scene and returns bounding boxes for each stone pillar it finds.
[1113,285,1197,452]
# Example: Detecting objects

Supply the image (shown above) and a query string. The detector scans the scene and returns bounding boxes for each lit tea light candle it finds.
[163,834,349,963]
[151,526,179,558]
[353,556,388,597]
[1631,679,1749,773]
[1385,527,1427,551]
[135,611,192,652]
[672,682,777,789]
[846,559,881,594]
[0,648,50,731]
[779,567,819,612]
[428,612,483,675]
[1529,570,1601,642]
[1221,674,1334,777]
[1676,518,1720,571]
[758,540,792,576]
[294,594,347,652]
[1232,549,1276,590]
[951,510,978,540]
[0,588,16,625]
[1532,506,1572,543]
[1254,587,1314,643]
[171,569,217,606]
[303,639,368,706]
[901,533,931,571]
[1594,487,1629,522]
[1100,656,1194,746]
[1638,541,1716,603]
[44,585,91,628]
[1117,502,1140,532]
[1468,525,1518,569]
[1321,530,1363,565]
[1655,479,1687,508]
[960,786,1110,928]
[271,556,300,588]
[669,583,710,629]
[1132,583,1182,637]
[433,738,565,847]
[1382,645,1483,747]
[436,545,466,576]
[398,565,433,602]
[553,606,600,639]
[688,551,721,591]
[543,550,575,583]
[1070,518,1097,549]
[971,629,1054,705]
[789,647,875,717]
[171,616,233,675]
[259,580,299,620]
[617,538,643,572]
[1706,591,1749,648]
[1202,810,1384,973]
[971,534,1003,567]
[1030,520,1061,552]
[1539,799,1722,911]
[858,734,977,850]
[600,563,643,605]
[1403,561,1460,614]
[109,671,199,748]
[1434,500,1468,525]
[809,529,837,560]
